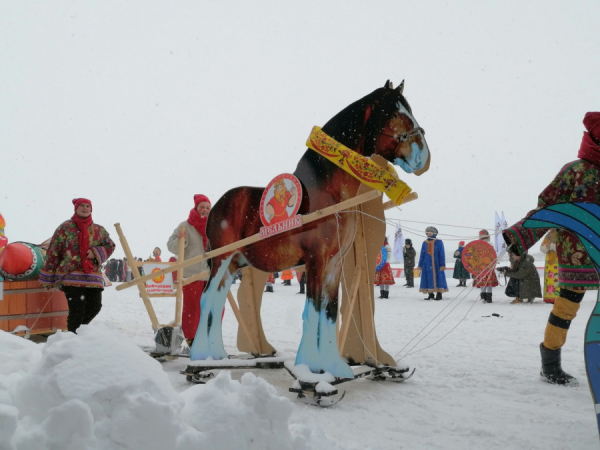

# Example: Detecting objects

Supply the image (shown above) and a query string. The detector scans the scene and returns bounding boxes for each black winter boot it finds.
[485,293,493,303]
[424,293,434,300]
[435,292,442,301]
[378,290,384,299]
[539,343,578,386]
[384,291,389,299]
[265,286,273,293]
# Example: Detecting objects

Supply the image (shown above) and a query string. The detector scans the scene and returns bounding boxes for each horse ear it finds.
[384,80,393,89]
[396,80,405,94]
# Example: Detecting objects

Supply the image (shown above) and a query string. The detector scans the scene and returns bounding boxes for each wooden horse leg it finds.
[236,266,276,356]
[339,187,395,366]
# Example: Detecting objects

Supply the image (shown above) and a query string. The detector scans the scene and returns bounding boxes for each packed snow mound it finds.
[180,370,341,449]
[0,325,342,450]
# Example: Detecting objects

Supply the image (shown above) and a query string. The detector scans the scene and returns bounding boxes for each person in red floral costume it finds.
[503,112,600,386]
[375,237,395,298]
[40,198,115,332]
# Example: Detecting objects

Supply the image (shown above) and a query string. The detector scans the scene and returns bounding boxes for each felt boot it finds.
[425,293,434,300]
[485,292,493,303]
[539,343,578,386]
[378,290,384,299]
[435,292,442,301]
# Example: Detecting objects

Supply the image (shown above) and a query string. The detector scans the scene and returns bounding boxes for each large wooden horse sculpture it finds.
[191,80,431,378]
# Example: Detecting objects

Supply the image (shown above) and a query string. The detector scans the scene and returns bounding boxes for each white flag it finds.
[494,211,508,254]
[392,222,405,263]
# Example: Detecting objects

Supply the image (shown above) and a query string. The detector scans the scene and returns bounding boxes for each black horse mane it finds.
[295,85,411,181]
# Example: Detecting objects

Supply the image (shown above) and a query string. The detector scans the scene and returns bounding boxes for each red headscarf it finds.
[187,194,211,249]
[71,198,94,274]
[578,112,600,166]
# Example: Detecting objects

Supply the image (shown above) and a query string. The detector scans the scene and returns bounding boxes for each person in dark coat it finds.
[403,239,416,288]
[452,241,470,287]
[503,111,600,386]
[498,253,542,303]
[297,270,306,294]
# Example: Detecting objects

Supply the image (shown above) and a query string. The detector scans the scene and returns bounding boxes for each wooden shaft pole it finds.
[174,226,185,326]
[382,191,418,211]
[116,189,383,291]
[114,223,160,330]
[182,270,210,286]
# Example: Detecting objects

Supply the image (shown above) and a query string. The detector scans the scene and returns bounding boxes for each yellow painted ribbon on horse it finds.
[306,126,412,205]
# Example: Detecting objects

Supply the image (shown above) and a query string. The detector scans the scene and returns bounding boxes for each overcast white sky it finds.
[2,1,599,259]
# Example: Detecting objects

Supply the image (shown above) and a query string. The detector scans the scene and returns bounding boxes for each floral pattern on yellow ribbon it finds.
[306,126,412,205]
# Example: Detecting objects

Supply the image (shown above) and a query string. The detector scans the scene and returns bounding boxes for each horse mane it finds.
[294,85,411,179]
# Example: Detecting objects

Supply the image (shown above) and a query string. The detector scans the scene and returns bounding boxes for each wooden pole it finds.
[382,191,418,211]
[116,189,383,291]
[182,270,210,286]
[174,226,185,326]
[114,224,160,330]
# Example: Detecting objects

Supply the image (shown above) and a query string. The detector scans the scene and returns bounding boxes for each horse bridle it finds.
[381,126,425,143]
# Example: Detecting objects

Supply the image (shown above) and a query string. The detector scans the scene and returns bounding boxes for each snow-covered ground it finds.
[2,274,599,449]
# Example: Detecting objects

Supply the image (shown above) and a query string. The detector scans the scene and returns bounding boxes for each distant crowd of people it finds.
[104,257,144,282]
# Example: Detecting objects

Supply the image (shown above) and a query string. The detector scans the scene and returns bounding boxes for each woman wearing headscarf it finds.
[417,226,448,300]
[452,241,470,287]
[374,236,395,298]
[39,198,115,332]
[472,229,499,303]
[167,194,212,343]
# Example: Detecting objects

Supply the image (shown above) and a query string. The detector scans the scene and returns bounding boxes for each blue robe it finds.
[418,238,448,293]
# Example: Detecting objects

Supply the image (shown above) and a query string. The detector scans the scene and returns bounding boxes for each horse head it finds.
[363,80,431,175]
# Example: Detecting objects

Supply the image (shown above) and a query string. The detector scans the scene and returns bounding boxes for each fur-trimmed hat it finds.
[425,226,438,235]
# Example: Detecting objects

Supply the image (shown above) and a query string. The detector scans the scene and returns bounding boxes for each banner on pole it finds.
[494,211,508,255]
[392,222,405,263]
[142,262,175,294]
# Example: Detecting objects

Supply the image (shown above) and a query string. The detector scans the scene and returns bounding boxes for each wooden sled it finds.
[117,187,416,378]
